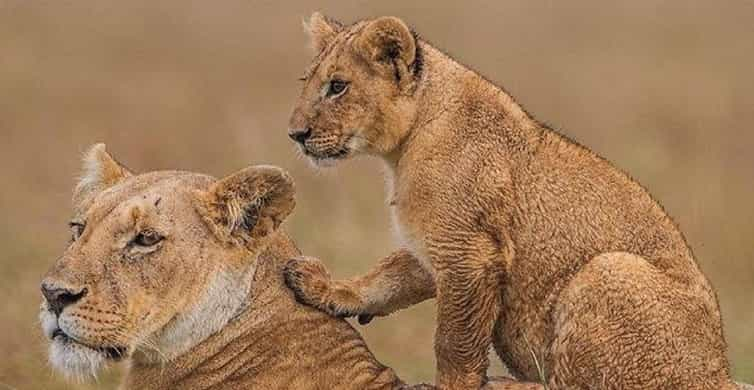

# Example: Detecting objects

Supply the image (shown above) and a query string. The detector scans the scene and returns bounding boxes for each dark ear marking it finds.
[409,30,423,78]
[241,203,260,232]
[356,17,418,91]
[392,58,402,83]
[383,42,403,83]
[194,165,296,249]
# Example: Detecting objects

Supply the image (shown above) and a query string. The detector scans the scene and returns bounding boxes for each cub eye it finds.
[69,222,85,241]
[327,79,349,96]
[133,230,163,247]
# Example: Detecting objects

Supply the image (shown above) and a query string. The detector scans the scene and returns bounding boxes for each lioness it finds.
[38,144,408,389]
[284,13,736,389]
[39,144,539,390]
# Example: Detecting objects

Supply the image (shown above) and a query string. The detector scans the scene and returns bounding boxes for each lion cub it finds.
[284,13,736,389]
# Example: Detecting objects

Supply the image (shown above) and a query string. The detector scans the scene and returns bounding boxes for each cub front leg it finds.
[432,237,505,389]
[283,249,436,323]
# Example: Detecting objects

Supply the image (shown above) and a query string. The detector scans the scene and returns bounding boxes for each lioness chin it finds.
[284,13,737,390]
[39,144,423,389]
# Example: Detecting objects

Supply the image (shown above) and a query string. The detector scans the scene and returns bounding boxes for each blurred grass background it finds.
[1,1,752,388]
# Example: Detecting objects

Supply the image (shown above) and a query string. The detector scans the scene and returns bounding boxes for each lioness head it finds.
[39,144,295,379]
[288,13,422,165]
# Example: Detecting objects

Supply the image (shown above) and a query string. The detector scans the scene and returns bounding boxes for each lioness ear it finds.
[355,16,416,87]
[304,12,341,53]
[194,165,295,248]
[73,143,132,207]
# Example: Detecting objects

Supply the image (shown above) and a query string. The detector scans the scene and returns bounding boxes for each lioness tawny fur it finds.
[40,145,540,390]
[40,145,410,389]
[284,13,735,389]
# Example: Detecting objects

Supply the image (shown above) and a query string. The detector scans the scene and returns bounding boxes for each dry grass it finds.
[1,1,752,388]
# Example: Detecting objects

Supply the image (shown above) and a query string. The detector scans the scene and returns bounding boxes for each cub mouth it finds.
[300,145,351,165]
[51,327,129,361]
[303,147,350,160]
[294,132,356,166]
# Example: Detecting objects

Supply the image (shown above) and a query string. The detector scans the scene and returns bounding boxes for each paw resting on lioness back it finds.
[283,256,335,312]
[284,256,371,321]
[284,249,435,325]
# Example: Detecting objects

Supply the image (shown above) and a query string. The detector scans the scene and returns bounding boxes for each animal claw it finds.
[357,314,374,325]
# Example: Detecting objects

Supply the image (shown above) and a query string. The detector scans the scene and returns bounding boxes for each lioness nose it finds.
[41,281,87,316]
[288,127,312,144]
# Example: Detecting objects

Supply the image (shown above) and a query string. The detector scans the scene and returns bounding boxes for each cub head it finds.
[39,144,295,379]
[288,13,422,166]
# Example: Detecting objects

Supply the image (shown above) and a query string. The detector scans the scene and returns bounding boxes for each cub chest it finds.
[389,193,438,275]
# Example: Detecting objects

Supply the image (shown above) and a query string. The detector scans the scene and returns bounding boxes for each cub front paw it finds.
[283,256,366,319]
[283,256,333,308]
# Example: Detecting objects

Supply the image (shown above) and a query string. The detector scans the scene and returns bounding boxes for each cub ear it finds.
[74,143,132,207]
[304,12,341,53]
[355,16,416,85]
[194,165,295,249]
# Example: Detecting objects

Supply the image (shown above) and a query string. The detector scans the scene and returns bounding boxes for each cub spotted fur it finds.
[284,13,736,390]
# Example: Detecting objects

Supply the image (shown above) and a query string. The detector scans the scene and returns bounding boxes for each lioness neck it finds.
[122,233,400,390]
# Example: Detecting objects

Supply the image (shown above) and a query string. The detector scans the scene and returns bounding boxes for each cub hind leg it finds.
[548,252,733,390]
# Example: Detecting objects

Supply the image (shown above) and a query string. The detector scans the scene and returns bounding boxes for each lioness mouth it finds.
[52,328,128,361]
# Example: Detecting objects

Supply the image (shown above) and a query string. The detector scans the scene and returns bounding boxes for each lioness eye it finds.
[69,222,85,241]
[133,230,163,247]
[327,79,348,96]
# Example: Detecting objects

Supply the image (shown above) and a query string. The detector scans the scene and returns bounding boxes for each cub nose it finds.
[41,280,87,316]
[288,127,312,144]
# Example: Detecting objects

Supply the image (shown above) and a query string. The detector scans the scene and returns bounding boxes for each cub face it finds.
[288,13,422,166]
[39,144,295,379]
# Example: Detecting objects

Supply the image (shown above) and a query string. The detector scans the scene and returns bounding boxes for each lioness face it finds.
[40,173,214,378]
[40,145,294,379]
[288,14,420,166]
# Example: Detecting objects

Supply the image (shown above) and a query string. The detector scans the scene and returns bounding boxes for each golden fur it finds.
[285,13,736,389]
[40,145,541,390]
[40,145,409,389]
